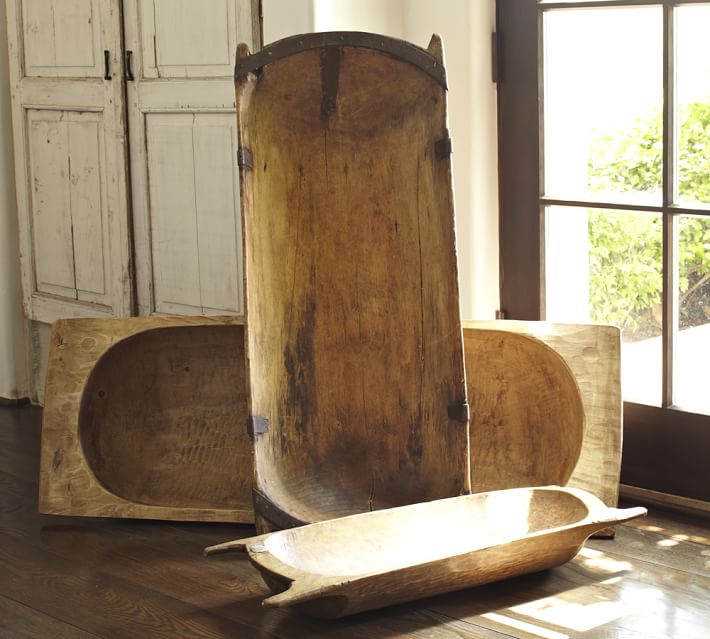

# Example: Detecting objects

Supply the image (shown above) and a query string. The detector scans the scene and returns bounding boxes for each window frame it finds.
[496,0,710,502]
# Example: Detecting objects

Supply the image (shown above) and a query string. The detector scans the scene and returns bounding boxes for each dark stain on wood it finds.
[320,46,341,118]
[283,293,317,435]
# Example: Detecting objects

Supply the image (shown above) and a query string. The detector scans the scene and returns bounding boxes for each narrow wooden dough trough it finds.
[236,33,470,531]
[205,486,646,618]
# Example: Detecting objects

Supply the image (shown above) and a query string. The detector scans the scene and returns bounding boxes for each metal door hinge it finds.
[247,415,269,438]
[237,146,253,170]
[252,488,307,530]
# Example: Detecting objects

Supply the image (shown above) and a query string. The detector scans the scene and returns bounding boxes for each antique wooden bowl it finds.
[236,32,469,530]
[464,328,585,492]
[39,316,253,522]
[39,317,619,525]
[463,321,622,513]
[205,486,646,618]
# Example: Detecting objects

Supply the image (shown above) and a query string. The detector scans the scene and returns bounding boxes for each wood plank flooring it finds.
[1,404,709,638]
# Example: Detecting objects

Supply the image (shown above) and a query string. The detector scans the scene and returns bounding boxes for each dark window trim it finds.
[497,0,542,321]
[496,0,710,501]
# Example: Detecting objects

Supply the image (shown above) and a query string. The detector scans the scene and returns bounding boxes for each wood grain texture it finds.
[206,487,646,618]
[6,0,133,322]
[4,405,710,638]
[463,329,584,493]
[145,113,242,314]
[39,315,253,522]
[237,34,469,528]
[124,0,259,317]
[463,321,622,510]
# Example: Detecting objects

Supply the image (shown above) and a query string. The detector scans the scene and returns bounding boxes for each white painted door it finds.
[6,0,132,321]
[124,0,260,316]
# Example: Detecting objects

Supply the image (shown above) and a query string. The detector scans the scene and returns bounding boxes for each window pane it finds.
[676,215,710,414]
[543,8,663,205]
[545,206,662,406]
[677,6,710,207]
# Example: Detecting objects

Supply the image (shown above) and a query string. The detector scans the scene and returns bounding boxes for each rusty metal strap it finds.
[252,488,308,530]
[236,32,447,89]
[448,400,470,424]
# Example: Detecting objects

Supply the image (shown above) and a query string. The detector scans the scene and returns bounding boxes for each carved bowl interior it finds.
[464,328,585,493]
[240,37,469,527]
[79,325,250,509]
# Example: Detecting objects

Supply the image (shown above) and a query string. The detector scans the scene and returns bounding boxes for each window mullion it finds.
[662,3,678,407]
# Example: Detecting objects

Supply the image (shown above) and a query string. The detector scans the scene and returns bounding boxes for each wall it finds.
[263,0,314,43]
[262,0,500,319]
[0,0,28,400]
[313,0,403,34]
[400,0,500,320]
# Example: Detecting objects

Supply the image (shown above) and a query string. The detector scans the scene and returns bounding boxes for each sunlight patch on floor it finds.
[511,596,627,632]
[578,546,633,573]
[657,538,679,547]
[481,612,569,639]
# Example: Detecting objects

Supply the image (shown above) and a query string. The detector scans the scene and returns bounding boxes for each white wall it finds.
[313,0,403,34]
[0,0,28,400]
[263,0,314,43]
[400,0,500,320]
[261,0,500,319]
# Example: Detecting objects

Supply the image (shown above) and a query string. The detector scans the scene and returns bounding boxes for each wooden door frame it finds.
[496,0,710,502]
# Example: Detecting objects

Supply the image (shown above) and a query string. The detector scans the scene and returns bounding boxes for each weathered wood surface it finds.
[6,406,710,638]
[463,321,622,510]
[39,315,253,522]
[206,486,646,618]
[125,0,261,316]
[237,33,469,529]
[463,328,584,493]
[6,0,133,322]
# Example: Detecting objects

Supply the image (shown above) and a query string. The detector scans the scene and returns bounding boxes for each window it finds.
[497,0,710,501]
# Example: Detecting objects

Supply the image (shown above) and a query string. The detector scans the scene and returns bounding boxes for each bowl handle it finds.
[204,533,269,556]
[587,506,647,530]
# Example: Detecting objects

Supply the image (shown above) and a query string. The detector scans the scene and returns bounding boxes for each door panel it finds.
[125,0,260,316]
[146,113,241,314]
[22,0,102,76]
[65,114,107,301]
[27,112,75,296]
[27,110,109,304]
[7,0,131,321]
[191,115,241,312]
[146,114,202,312]
[138,0,239,79]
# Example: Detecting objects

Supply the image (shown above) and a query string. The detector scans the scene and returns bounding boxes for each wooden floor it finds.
[1,404,709,638]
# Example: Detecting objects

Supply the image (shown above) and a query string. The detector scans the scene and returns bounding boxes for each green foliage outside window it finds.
[587,101,710,338]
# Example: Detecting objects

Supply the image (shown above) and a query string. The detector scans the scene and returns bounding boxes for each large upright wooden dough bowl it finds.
[236,33,469,530]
